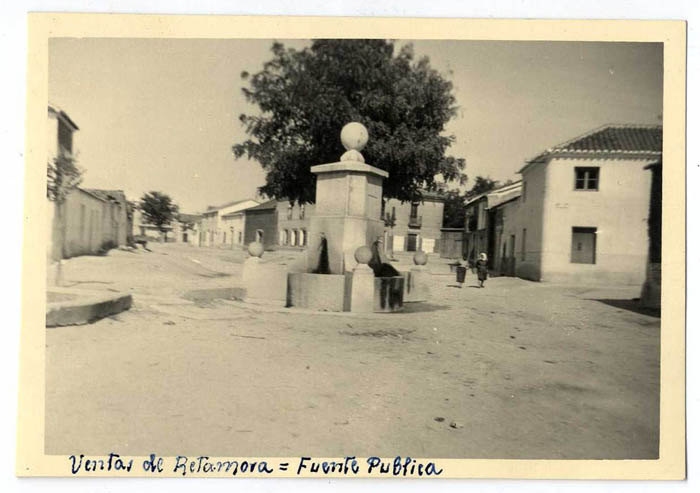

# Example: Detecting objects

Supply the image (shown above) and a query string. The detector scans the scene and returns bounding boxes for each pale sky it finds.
[49,39,662,212]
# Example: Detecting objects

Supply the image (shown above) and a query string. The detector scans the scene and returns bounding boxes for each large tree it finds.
[233,40,466,204]
[138,191,179,241]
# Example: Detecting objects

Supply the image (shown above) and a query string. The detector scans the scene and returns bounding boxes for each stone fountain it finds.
[285,122,404,312]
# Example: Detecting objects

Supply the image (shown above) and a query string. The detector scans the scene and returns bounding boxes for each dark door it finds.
[406,233,418,252]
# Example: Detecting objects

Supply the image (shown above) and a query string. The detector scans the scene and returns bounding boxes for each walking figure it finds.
[476,252,488,288]
[455,255,467,288]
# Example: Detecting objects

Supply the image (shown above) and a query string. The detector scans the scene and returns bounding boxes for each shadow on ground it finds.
[402,302,450,313]
[589,298,660,318]
[183,287,245,306]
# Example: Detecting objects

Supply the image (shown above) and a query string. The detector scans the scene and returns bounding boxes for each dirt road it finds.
[45,244,659,459]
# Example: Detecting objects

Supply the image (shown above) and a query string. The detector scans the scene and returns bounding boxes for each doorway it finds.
[406,233,418,252]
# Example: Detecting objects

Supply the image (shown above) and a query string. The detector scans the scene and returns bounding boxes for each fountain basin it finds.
[287,273,352,311]
[374,276,404,312]
[286,272,404,313]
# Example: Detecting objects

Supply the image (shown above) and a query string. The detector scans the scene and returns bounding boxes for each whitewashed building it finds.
[514,124,662,284]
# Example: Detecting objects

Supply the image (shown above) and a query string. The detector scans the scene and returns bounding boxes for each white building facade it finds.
[515,124,662,284]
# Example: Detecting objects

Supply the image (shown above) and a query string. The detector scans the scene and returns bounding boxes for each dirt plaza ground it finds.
[45,243,660,459]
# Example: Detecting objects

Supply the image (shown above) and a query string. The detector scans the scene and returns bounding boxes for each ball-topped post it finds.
[413,250,428,266]
[340,122,369,163]
[354,245,372,265]
[247,241,264,258]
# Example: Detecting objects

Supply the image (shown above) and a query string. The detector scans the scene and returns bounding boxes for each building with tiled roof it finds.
[520,124,662,172]
[504,123,663,285]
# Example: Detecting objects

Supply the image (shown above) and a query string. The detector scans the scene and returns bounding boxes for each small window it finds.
[287,205,293,220]
[574,167,599,191]
[410,203,419,219]
[571,227,597,264]
[522,181,527,202]
[299,204,305,220]
[521,228,527,261]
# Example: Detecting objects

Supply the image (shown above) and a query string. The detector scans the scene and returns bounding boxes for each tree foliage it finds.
[441,189,467,228]
[138,191,179,232]
[47,154,83,203]
[233,40,466,204]
[466,176,499,199]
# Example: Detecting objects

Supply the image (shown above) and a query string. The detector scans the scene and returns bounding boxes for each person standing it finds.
[476,252,489,288]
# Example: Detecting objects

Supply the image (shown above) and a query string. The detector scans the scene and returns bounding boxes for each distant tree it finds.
[441,189,467,228]
[466,176,499,199]
[177,214,197,233]
[47,154,83,268]
[138,191,179,241]
[47,154,83,204]
[233,39,467,204]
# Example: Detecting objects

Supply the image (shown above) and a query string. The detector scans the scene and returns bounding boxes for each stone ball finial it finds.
[247,241,264,258]
[341,122,368,151]
[413,250,428,266]
[354,245,372,265]
[340,123,368,162]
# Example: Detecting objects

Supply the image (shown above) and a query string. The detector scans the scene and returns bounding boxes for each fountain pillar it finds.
[307,123,388,274]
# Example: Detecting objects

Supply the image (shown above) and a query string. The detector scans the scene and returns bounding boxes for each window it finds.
[287,205,293,220]
[522,181,527,202]
[299,204,305,220]
[521,228,527,261]
[410,203,419,219]
[238,232,242,244]
[571,227,597,264]
[574,167,599,190]
[301,229,307,246]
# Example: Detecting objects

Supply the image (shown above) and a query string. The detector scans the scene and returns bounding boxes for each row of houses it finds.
[455,124,662,289]
[174,192,447,254]
[48,103,662,304]
[47,105,132,261]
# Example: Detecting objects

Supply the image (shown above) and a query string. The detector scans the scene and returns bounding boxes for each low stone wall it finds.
[287,273,351,311]
[46,289,132,327]
[401,269,430,303]
[242,257,288,306]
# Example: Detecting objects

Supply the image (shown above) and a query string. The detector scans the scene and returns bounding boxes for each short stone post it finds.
[404,251,430,302]
[350,246,375,313]
[242,241,287,307]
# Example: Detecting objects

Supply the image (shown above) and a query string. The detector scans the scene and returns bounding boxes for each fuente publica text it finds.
[68,454,443,477]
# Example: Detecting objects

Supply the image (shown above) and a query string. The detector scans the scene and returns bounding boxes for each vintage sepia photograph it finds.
[16,14,686,480]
